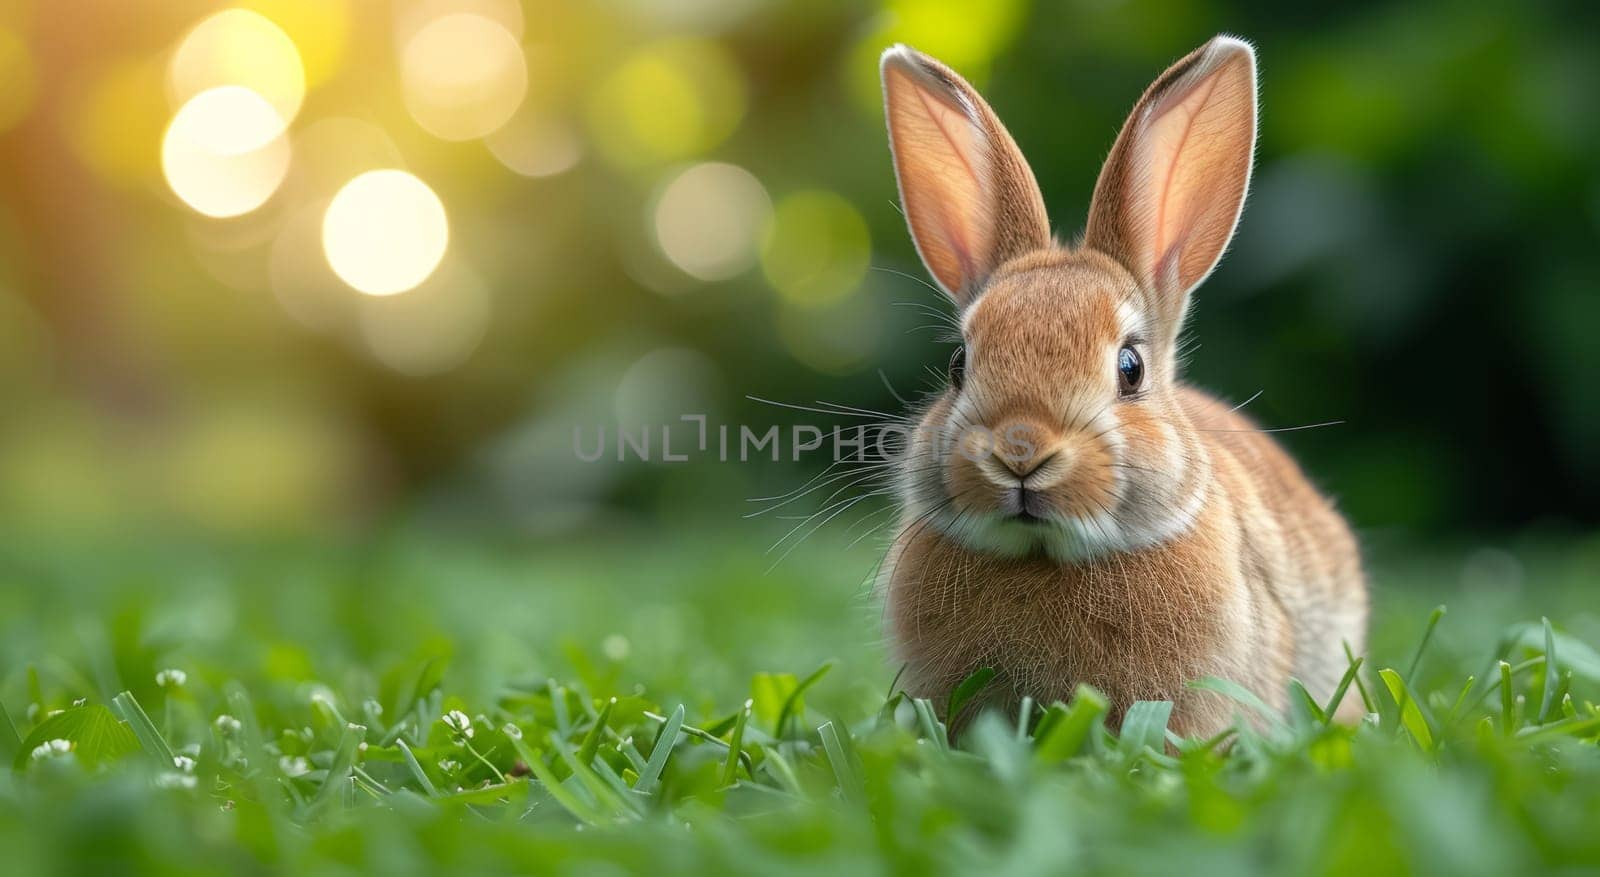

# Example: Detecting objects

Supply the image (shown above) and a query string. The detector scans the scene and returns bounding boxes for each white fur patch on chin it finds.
[920,502,1131,562]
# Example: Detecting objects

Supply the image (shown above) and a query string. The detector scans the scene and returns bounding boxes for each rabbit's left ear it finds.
[1085,36,1257,328]
[881,45,1051,308]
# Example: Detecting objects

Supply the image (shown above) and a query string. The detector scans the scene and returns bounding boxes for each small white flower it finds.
[71,697,87,707]
[31,739,73,761]
[357,741,369,754]
[156,771,198,790]
[363,698,383,717]
[438,758,462,773]
[501,723,523,740]
[155,668,188,688]
[173,755,197,773]
[442,710,474,739]
[602,634,631,662]
[278,756,310,777]
[214,714,242,735]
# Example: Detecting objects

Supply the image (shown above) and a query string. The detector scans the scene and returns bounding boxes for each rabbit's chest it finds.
[885,535,1248,712]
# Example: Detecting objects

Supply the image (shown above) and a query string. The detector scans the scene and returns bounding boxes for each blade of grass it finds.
[633,704,683,796]
[1189,677,1286,732]
[578,698,615,766]
[395,738,438,797]
[1015,696,1035,742]
[1289,681,1326,725]
[1499,661,1516,735]
[1034,686,1108,764]
[721,700,751,787]
[1405,606,1447,680]
[111,690,175,767]
[1379,669,1435,750]
[818,721,864,804]
[1444,675,1477,726]
[1344,641,1376,713]
[946,667,996,728]
[911,698,947,750]
[1322,657,1365,723]
[550,732,638,819]
[1514,714,1600,746]
[617,737,647,774]
[309,723,366,812]
[510,737,605,825]
[775,662,833,740]
[588,756,639,803]
[761,746,804,796]
[547,680,571,737]
[1119,700,1173,756]
[639,711,754,776]
[351,765,392,796]
[0,699,21,764]
[1538,617,1559,723]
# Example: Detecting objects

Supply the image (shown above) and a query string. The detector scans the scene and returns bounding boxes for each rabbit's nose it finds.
[994,448,1057,479]
[987,419,1059,478]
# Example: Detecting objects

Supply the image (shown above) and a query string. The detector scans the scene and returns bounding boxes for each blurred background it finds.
[0,0,1596,548]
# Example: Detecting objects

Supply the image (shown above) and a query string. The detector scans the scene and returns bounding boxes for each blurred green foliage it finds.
[0,0,1594,542]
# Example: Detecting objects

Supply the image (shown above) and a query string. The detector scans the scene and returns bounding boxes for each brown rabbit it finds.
[878,35,1367,736]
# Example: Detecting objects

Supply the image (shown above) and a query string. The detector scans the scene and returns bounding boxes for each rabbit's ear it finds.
[1085,36,1257,328]
[881,45,1050,308]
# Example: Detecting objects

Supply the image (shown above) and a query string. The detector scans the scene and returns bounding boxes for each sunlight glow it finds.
[400,13,527,141]
[486,114,583,178]
[162,86,291,218]
[760,191,870,306]
[587,39,745,169]
[652,163,771,281]
[322,170,449,296]
[169,9,306,135]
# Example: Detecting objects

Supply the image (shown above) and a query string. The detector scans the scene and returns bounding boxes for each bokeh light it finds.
[652,162,771,281]
[849,0,1028,108]
[760,191,871,306]
[161,86,292,218]
[168,9,306,134]
[485,112,583,178]
[358,260,490,375]
[322,170,449,296]
[400,13,528,141]
[587,38,746,169]
[394,0,524,44]
[0,27,37,133]
[245,0,351,89]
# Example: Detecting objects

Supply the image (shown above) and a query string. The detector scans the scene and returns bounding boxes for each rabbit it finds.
[877,35,1368,737]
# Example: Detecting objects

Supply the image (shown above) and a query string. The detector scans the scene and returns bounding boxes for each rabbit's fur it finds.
[878,36,1367,735]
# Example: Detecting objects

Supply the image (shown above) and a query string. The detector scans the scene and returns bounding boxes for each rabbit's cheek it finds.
[944,454,1005,516]
[1050,436,1119,521]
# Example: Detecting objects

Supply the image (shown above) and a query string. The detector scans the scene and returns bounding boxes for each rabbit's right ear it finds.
[881,45,1051,308]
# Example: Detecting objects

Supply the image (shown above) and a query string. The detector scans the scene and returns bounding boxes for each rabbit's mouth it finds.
[1000,486,1052,522]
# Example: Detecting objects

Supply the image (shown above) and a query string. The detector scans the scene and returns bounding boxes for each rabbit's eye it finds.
[948,346,966,390]
[1117,345,1144,396]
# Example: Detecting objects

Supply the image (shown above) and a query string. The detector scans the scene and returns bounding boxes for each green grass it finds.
[2,526,1600,875]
